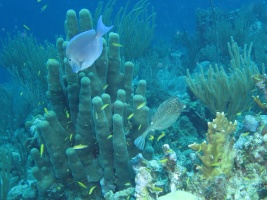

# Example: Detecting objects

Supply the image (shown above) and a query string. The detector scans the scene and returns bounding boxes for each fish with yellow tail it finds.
[66,16,113,73]
[134,97,185,150]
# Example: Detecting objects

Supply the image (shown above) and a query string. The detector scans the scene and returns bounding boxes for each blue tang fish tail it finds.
[96,15,113,38]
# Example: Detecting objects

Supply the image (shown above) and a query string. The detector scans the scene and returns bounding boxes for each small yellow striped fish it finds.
[44,108,48,114]
[40,144,44,157]
[112,43,123,47]
[77,181,87,189]
[157,132,165,142]
[23,24,31,31]
[89,186,96,195]
[101,104,109,110]
[148,135,154,141]
[127,113,134,120]
[159,158,168,163]
[66,110,70,118]
[73,144,88,150]
[137,102,146,109]
[103,84,108,90]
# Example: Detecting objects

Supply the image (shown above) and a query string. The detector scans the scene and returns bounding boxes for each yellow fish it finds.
[66,110,70,118]
[124,182,131,186]
[186,177,190,187]
[107,134,113,139]
[241,132,250,137]
[157,132,165,142]
[40,144,44,157]
[138,124,142,130]
[159,158,168,163]
[41,4,48,12]
[101,104,109,110]
[151,186,163,192]
[73,144,88,150]
[137,102,146,109]
[77,181,87,189]
[236,112,242,116]
[148,135,154,141]
[44,108,48,114]
[89,186,96,195]
[127,113,134,120]
[112,43,123,47]
[103,84,108,90]
[23,24,31,31]
[69,134,73,142]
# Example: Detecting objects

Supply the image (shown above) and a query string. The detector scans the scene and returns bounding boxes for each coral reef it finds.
[188,112,237,179]
[24,8,152,199]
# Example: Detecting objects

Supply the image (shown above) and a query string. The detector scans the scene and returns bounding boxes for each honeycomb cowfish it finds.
[134,97,185,150]
[66,15,113,73]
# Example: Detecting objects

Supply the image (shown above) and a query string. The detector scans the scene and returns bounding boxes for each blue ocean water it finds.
[1,0,266,199]
[0,0,253,82]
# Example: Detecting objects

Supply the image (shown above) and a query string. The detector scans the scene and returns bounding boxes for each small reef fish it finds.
[72,144,88,150]
[150,186,163,193]
[65,110,70,118]
[89,186,96,195]
[112,43,123,47]
[134,97,185,150]
[103,84,108,90]
[137,101,146,109]
[101,104,109,110]
[148,135,154,141]
[159,158,168,163]
[157,132,165,142]
[38,70,41,76]
[107,134,112,139]
[69,134,73,142]
[138,124,142,130]
[37,0,41,2]
[77,181,87,189]
[40,144,44,157]
[23,24,30,31]
[44,108,48,114]
[241,132,250,137]
[20,92,23,96]
[66,16,113,73]
[41,4,48,12]
[127,113,134,120]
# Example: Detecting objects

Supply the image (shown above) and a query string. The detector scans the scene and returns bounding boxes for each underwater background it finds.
[1,0,267,199]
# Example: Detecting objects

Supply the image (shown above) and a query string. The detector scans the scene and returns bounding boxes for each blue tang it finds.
[66,15,113,73]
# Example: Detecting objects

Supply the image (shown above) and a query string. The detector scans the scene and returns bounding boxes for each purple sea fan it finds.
[134,97,185,150]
